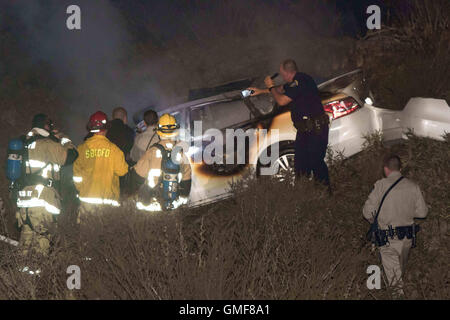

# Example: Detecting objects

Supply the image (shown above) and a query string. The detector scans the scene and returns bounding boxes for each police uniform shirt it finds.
[282,72,324,122]
[106,119,136,158]
[363,171,428,229]
[130,125,160,162]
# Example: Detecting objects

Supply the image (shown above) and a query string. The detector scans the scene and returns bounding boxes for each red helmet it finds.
[88,111,108,132]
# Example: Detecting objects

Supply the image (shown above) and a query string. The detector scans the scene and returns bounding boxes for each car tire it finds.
[257,143,295,179]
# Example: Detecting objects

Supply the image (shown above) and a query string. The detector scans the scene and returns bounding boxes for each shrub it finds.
[357,0,450,109]
[1,133,448,299]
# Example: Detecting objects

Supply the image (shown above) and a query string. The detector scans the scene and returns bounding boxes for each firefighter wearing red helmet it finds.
[88,111,109,132]
[73,111,129,223]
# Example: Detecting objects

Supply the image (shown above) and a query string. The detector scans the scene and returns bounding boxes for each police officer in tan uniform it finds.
[16,114,78,257]
[363,154,428,296]
[130,110,159,163]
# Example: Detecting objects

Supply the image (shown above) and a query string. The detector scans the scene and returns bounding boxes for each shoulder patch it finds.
[289,80,299,87]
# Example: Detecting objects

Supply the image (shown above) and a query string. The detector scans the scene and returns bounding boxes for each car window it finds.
[249,94,275,115]
[190,100,251,133]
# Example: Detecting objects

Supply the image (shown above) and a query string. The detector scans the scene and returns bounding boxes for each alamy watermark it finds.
[366,265,381,290]
[66,5,81,30]
[67,265,81,290]
[366,5,381,30]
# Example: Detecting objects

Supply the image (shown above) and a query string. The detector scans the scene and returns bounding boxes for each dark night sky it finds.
[1,0,406,142]
[112,0,391,38]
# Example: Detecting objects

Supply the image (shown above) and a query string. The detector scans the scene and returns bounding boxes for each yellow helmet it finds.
[157,113,180,138]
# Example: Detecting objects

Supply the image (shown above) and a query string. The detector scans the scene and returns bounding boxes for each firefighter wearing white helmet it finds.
[133,113,191,211]
[14,113,78,257]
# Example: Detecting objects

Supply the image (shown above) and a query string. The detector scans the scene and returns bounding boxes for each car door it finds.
[187,99,255,205]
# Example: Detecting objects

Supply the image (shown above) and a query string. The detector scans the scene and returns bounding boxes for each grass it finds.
[0,0,448,300]
[357,0,450,109]
[0,133,448,300]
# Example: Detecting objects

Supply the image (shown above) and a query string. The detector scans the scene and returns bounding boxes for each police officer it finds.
[130,110,159,163]
[15,113,78,257]
[363,154,428,297]
[248,59,330,186]
[73,111,129,223]
[133,113,191,211]
[106,107,135,165]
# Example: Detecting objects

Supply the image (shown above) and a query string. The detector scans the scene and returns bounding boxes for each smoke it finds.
[11,0,162,143]
[8,0,359,143]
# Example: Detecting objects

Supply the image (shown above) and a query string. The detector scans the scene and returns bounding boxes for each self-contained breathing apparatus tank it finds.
[154,144,181,210]
[6,138,24,190]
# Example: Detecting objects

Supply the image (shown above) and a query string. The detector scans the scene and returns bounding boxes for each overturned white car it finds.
[134,70,450,207]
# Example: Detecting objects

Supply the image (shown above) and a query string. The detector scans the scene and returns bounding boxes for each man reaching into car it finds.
[248,59,330,190]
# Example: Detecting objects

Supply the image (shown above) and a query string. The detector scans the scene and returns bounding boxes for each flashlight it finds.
[241,89,254,98]
[270,73,279,80]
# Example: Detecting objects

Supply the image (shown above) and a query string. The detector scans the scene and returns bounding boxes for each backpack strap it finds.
[150,143,169,161]
[145,131,159,151]
[145,143,169,189]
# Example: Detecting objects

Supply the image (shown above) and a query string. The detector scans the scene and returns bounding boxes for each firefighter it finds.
[73,111,129,223]
[133,113,191,211]
[15,113,78,257]
[248,59,330,187]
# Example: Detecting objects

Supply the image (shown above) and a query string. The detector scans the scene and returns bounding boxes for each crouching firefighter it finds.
[133,113,191,211]
[7,114,78,256]
[364,155,428,297]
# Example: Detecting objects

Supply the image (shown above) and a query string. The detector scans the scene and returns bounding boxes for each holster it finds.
[394,224,420,248]
[366,223,388,247]
[375,229,389,246]
[370,229,388,247]
[294,113,329,134]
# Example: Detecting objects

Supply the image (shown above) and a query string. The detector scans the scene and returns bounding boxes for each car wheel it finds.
[271,149,295,181]
[258,146,295,180]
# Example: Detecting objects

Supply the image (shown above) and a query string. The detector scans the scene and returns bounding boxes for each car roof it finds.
[144,69,362,116]
[153,91,243,114]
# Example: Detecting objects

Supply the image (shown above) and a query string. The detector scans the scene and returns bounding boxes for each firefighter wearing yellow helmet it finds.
[133,113,191,211]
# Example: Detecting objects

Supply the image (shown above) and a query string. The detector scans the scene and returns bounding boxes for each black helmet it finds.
[32,113,53,130]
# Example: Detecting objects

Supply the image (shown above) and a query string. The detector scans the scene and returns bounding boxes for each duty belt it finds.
[376,224,420,248]
[294,113,329,134]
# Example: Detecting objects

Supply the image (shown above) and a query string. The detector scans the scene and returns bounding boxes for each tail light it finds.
[323,97,361,120]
